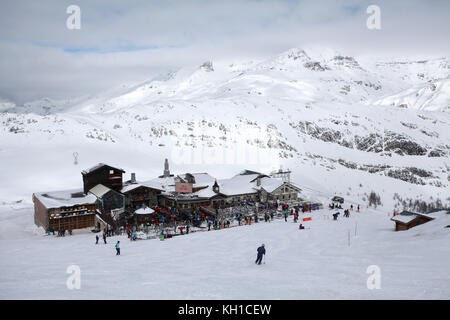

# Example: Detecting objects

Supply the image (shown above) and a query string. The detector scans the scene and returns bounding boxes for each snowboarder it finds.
[299,223,305,230]
[115,241,120,255]
[103,232,107,244]
[95,234,99,244]
[207,220,211,231]
[255,244,266,265]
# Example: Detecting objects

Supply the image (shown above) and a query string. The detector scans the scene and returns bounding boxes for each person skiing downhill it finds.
[95,234,99,244]
[255,244,266,265]
[115,241,120,255]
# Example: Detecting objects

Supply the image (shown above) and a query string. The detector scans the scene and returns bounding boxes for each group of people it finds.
[95,232,108,244]
[331,204,360,220]
[47,228,72,237]
[94,230,121,255]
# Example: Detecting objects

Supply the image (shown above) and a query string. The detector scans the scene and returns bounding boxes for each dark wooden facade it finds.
[123,185,161,211]
[96,189,125,214]
[392,213,434,231]
[82,164,125,194]
[159,194,226,209]
[33,194,97,231]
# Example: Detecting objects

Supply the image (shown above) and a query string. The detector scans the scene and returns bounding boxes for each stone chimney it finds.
[213,180,220,193]
[163,158,170,177]
[257,176,261,186]
[131,173,136,183]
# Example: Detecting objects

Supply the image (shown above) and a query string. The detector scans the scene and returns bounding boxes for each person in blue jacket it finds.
[115,241,120,255]
[255,244,265,265]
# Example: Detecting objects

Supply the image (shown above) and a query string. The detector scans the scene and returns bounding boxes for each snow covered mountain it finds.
[1,47,449,211]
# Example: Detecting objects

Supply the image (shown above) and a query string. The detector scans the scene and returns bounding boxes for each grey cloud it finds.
[0,0,449,103]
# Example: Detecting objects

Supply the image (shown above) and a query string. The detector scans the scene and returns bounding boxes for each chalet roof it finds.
[252,177,301,193]
[193,186,222,198]
[177,173,217,188]
[391,210,438,225]
[239,169,263,175]
[121,180,165,193]
[34,188,97,209]
[135,206,155,215]
[218,173,260,196]
[391,215,418,224]
[88,184,112,198]
[81,163,125,175]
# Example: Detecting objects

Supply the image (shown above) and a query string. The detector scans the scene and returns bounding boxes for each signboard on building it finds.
[175,182,193,193]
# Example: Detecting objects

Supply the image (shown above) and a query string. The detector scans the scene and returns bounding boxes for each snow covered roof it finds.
[391,210,441,224]
[88,184,111,198]
[253,177,285,193]
[391,215,418,224]
[34,188,97,209]
[179,173,217,188]
[81,163,125,175]
[121,180,165,193]
[193,186,220,198]
[147,176,175,191]
[218,173,260,196]
[135,207,155,215]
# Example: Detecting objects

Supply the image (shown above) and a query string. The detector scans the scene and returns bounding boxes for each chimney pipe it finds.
[131,173,136,183]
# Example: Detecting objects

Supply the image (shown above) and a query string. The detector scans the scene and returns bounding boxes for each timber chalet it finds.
[33,159,303,233]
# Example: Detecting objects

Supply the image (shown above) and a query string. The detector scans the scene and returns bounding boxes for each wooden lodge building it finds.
[155,169,303,210]
[390,210,449,231]
[33,160,305,232]
[33,189,98,232]
[82,163,124,194]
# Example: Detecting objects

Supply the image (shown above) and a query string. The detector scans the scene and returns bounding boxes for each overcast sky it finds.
[0,0,449,104]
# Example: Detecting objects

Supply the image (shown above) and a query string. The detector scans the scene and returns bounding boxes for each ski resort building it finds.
[33,189,98,232]
[121,174,164,210]
[156,173,227,209]
[88,184,125,214]
[82,163,125,194]
[156,170,303,208]
[32,159,305,232]
[390,210,443,231]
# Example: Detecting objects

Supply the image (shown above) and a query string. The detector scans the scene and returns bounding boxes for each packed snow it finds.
[0,203,449,299]
[0,46,449,299]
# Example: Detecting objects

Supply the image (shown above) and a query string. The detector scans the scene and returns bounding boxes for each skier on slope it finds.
[115,241,120,255]
[95,234,99,244]
[255,244,266,265]
[103,232,107,244]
